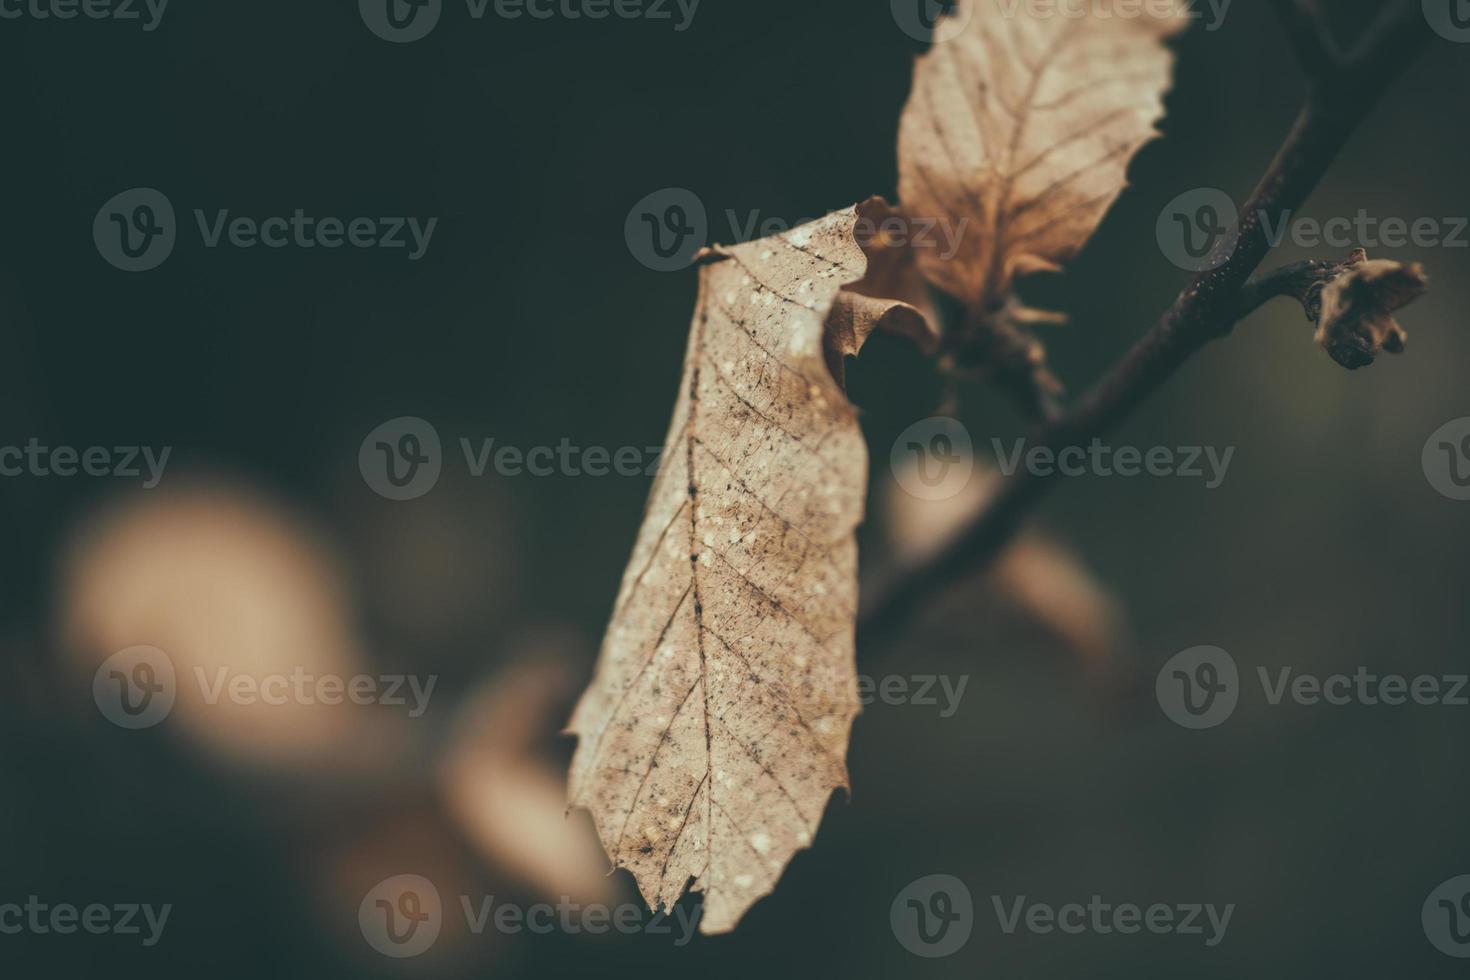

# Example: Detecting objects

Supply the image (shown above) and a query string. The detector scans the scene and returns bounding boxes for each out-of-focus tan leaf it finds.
[1312,248,1428,369]
[885,462,1124,668]
[568,206,916,934]
[988,534,1126,670]
[57,481,410,772]
[897,0,1185,304]
[440,650,619,908]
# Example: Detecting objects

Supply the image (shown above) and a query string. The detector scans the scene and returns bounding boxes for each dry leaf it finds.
[823,198,942,384]
[1312,249,1428,369]
[568,206,915,933]
[57,481,412,774]
[897,0,1186,304]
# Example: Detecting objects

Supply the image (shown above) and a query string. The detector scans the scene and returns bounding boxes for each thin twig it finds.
[858,1,1429,648]
[1233,255,1346,319]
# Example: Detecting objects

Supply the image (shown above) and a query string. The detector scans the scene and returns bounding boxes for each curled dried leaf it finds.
[824,199,943,383]
[1313,249,1428,369]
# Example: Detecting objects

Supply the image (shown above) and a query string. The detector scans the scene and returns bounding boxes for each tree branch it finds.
[858,1,1429,649]
[1233,254,1347,319]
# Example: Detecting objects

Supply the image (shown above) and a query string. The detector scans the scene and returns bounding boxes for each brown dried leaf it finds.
[824,198,942,384]
[1313,249,1428,369]
[57,481,410,774]
[897,0,1186,304]
[568,207,901,934]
